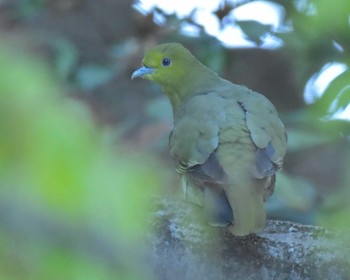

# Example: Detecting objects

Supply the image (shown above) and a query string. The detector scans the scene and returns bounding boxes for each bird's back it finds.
[172,81,286,235]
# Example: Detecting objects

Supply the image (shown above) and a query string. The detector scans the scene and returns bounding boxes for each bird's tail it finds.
[225,180,266,236]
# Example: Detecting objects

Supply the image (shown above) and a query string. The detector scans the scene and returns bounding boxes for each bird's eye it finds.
[162,57,171,67]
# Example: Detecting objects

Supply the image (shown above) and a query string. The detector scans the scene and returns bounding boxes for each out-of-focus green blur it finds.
[0,43,160,280]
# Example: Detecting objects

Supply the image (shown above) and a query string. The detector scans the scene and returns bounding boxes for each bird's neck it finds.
[163,68,223,115]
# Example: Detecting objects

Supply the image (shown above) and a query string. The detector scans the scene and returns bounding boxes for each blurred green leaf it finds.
[236,20,273,45]
[0,42,159,280]
[18,0,46,18]
[317,69,350,120]
[53,38,79,80]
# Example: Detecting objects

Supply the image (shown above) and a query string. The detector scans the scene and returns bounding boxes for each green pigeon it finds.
[132,43,287,236]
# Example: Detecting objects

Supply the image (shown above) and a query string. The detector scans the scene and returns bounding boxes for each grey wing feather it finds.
[169,119,219,172]
[185,152,233,226]
[239,90,287,178]
[169,94,233,226]
[169,94,226,172]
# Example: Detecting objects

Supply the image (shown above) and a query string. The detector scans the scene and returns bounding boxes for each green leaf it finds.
[236,20,273,45]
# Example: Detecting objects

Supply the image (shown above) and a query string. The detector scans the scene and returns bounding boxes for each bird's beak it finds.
[131,66,155,79]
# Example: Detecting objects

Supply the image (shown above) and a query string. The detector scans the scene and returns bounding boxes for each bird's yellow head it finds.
[132,43,198,88]
[132,43,219,112]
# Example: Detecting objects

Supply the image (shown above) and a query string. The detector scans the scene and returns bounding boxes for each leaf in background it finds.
[18,0,46,19]
[52,38,79,80]
[0,46,97,217]
[0,42,160,280]
[236,20,273,45]
[321,70,350,121]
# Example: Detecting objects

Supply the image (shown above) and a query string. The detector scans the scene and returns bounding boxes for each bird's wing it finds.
[169,93,235,226]
[236,88,287,178]
[169,93,225,175]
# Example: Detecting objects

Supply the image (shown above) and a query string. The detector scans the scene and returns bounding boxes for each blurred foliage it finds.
[52,38,79,80]
[17,0,46,18]
[0,43,161,279]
